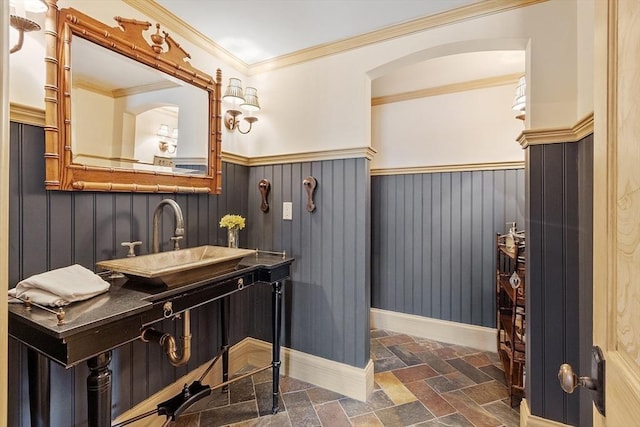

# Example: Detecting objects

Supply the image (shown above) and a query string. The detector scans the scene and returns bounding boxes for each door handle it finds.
[557,346,605,416]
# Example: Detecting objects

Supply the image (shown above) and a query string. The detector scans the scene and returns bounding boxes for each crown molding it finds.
[371,160,524,176]
[517,112,594,148]
[248,0,546,74]
[125,0,546,75]
[372,73,522,106]
[9,103,45,126]
[123,0,249,74]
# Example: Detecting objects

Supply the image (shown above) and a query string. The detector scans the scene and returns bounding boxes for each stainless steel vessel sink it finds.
[96,246,256,288]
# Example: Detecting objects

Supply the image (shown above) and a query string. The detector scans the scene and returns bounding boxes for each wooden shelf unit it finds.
[496,228,526,407]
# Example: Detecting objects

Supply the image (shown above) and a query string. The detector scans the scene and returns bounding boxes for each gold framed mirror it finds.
[44,0,222,194]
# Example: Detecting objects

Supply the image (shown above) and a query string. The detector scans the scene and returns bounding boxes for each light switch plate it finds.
[283,202,293,220]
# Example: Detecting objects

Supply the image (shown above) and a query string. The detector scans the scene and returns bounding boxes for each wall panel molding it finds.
[372,160,524,176]
[518,113,594,148]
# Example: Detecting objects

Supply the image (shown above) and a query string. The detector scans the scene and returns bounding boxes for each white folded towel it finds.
[8,264,110,307]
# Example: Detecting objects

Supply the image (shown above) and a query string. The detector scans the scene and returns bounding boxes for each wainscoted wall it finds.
[8,122,372,424]
[371,169,525,328]
[7,122,254,426]
[526,135,593,427]
[246,160,371,369]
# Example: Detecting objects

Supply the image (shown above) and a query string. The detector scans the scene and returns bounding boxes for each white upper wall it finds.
[9,0,592,165]
[251,0,581,160]
[577,0,594,119]
[372,84,525,169]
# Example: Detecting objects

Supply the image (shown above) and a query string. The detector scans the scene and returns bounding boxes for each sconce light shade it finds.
[10,0,49,13]
[157,124,170,138]
[224,79,261,134]
[241,87,261,112]
[9,0,49,54]
[223,78,245,104]
[157,124,178,154]
[512,76,526,120]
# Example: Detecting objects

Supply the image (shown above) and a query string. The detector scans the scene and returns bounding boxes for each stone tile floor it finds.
[170,329,520,427]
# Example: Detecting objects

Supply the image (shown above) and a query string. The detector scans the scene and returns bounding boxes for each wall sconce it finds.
[9,0,48,54]
[157,124,178,154]
[512,75,526,121]
[223,78,261,134]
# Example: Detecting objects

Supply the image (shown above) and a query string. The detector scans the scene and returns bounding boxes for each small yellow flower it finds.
[219,214,246,230]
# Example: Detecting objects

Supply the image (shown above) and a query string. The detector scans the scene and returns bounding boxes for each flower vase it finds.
[227,227,239,248]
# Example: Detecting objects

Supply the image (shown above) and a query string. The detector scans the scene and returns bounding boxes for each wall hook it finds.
[303,176,317,212]
[258,179,270,212]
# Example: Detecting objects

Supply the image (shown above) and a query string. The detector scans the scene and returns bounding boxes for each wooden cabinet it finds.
[496,225,526,407]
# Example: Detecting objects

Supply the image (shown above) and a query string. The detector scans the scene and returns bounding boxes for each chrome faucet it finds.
[152,199,184,253]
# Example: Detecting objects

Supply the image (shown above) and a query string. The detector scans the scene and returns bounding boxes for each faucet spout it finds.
[152,199,185,253]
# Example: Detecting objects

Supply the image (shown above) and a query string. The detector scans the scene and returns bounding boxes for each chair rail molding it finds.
[518,113,594,148]
[9,103,46,127]
[371,160,524,176]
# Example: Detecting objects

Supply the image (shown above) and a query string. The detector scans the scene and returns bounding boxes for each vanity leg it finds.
[271,281,283,414]
[27,349,50,427]
[86,351,112,427]
[221,295,230,392]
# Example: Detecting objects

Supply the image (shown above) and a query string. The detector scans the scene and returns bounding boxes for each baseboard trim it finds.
[283,344,374,402]
[370,308,497,353]
[112,337,373,425]
[244,337,374,402]
[520,399,573,427]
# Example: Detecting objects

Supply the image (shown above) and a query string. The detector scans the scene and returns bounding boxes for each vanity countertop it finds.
[8,253,294,367]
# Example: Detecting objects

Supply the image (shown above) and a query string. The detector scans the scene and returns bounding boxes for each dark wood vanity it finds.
[8,253,293,427]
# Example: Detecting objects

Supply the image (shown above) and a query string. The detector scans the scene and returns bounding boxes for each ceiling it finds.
[16,0,524,99]
[150,0,524,95]
[154,0,483,65]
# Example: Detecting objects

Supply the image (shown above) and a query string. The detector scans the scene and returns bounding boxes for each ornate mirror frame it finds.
[44,0,222,194]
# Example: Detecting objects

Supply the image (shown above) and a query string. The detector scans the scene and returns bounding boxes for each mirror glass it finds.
[44,3,222,194]
[71,37,208,175]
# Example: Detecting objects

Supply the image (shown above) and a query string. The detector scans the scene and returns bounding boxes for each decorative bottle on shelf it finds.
[504,222,517,258]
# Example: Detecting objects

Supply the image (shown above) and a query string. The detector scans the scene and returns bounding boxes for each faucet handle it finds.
[121,241,142,257]
[170,235,183,251]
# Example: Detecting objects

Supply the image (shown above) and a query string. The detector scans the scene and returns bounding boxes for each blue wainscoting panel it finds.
[371,168,525,328]
[7,122,251,426]
[526,136,593,427]
[247,159,371,369]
